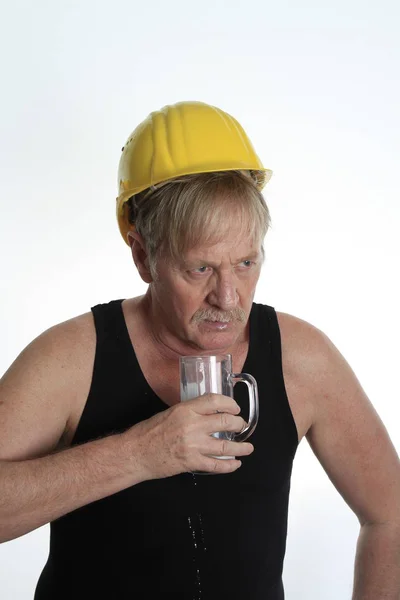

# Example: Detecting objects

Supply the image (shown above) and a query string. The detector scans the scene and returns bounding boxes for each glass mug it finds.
[179,354,259,462]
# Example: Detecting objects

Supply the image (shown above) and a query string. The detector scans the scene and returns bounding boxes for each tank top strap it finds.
[91,299,128,346]
[72,299,138,445]
[246,302,298,452]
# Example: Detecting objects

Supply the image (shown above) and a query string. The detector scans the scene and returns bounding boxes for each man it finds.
[0,100,399,599]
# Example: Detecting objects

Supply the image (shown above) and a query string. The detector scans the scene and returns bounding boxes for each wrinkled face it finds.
[149,222,263,353]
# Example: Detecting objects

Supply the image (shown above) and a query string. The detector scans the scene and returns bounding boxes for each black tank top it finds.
[35,300,298,600]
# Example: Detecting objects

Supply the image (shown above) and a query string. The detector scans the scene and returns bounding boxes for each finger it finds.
[204,438,254,458]
[198,456,243,474]
[189,393,241,416]
[204,413,247,434]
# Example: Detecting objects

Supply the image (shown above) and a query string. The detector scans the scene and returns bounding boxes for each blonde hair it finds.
[126,170,271,279]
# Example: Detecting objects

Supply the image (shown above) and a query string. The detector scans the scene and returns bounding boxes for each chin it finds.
[191,322,240,352]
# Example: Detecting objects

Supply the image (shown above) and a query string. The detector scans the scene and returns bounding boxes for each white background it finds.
[0,0,399,598]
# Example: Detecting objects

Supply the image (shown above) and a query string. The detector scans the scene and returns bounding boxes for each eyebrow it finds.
[183,252,261,268]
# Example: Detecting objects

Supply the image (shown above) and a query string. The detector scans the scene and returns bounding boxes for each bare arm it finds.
[278,313,400,599]
[0,431,145,542]
[352,521,400,600]
[0,313,142,542]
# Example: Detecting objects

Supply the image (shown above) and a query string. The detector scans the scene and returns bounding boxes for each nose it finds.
[206,271,239,311]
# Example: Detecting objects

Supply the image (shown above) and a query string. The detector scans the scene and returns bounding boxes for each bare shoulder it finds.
[0,311,96,460]
[276,309,374,426]
[2,311,96,382]
[276,311,332,373]
[275,311,332,441]
[276,309,375,418]
[276,311,400,525]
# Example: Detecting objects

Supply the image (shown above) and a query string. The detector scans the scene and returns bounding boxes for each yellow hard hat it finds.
[116,100,272,244]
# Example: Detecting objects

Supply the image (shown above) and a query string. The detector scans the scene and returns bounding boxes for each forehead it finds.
[182,234,262,265]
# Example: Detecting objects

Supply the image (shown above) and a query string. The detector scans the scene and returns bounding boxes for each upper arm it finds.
[281,313,400,527]
[0,312,96,461]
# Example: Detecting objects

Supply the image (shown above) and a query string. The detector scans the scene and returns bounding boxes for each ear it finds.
[127,230,153,283]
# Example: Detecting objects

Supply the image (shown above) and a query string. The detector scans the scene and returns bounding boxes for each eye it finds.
[240,260,254,268]
[192,266,209,274]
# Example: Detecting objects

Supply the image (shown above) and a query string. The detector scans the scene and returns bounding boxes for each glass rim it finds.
[179,353,232,362]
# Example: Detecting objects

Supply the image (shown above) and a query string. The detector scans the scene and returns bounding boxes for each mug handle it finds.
[229,373,259,442]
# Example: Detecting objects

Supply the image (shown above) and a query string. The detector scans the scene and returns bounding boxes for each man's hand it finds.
[122,393,254,479]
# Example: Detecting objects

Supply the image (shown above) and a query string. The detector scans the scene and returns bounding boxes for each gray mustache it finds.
[193,309,247,323]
